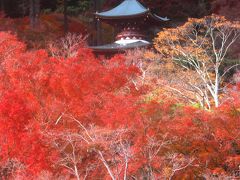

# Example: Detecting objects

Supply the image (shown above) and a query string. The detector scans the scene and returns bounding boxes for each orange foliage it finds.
[154,14,240,109]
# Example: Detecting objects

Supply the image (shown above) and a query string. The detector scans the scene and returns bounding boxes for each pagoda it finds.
[90,0,169,53]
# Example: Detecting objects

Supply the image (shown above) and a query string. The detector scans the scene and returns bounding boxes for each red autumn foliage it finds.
[0,91,56,177]
[0,30,240,179]
[0,31,142,178]
[0,13,89,49]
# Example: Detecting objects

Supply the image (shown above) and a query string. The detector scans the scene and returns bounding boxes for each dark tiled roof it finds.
[95,0,149,19]
[95,0,169,21]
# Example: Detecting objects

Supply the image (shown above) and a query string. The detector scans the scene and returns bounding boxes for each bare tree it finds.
[154,15,240,109]
[166,153,195,180]
[139,134,171,180]
[48,33,88,58]
[48,114,133,180]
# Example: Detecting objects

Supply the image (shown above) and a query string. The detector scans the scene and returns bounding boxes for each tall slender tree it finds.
[94,0,103,45]
[29,0,40,28]
[0,0,4,12]
[64,0,68,34]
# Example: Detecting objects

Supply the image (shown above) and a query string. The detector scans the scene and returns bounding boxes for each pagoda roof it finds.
[90,41,151,53]
[95,0,169,21]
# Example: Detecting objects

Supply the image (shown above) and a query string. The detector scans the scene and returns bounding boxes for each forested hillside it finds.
[0,0,239,179]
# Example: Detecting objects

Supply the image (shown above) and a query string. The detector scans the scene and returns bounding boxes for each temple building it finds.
[90,0,169,53]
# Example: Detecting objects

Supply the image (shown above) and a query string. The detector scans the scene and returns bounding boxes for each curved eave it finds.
[150,14,170,22]
[95,12,170,23]
[95,10,150,20]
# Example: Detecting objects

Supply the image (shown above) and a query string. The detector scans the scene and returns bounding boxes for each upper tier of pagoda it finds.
[90,0,169,53]
[95,0,169,21]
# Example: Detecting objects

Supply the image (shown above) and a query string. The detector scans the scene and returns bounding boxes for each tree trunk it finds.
[64,0,68,34]
[94,0,102,45]
[198,0,209,16]
[29,0,40,28]
[74,164,80,180]
[214,71,219,107]
[0,0,4,12]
